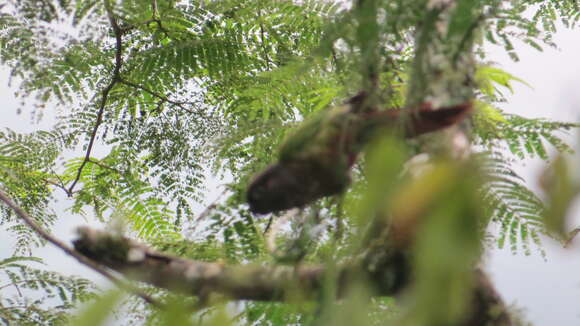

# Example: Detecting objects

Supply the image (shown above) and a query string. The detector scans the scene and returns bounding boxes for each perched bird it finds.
[247,92,472,214]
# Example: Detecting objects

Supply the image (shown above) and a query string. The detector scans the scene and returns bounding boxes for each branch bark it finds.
[72,226,512,326]
[72,227,405,301]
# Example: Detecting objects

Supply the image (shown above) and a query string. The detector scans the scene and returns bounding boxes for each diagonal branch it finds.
[0,189,162,308]
[67,1,125,195]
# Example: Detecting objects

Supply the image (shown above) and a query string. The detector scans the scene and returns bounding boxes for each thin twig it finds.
[118,78,201,115]
[67,0,125,195]
[88,159,124,175]
[149,0,171,38]
[452,12,488,65]
[48,166,70,196]
[0,189,162,308]
[193,189,227,224]
[0,279,50,291]
[258,11,272,70]
[43,178,72,197]
[121,0,171,37]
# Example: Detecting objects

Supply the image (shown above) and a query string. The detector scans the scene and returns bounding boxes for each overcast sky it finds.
[0,21,579,326]
[484,26,580,326]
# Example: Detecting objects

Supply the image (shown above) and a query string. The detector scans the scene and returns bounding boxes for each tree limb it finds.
[72,226,512,326]
[72,227,410,301]
[0,189,162,308]
[67,0,125,195]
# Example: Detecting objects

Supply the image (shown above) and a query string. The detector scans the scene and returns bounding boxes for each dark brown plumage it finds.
[247,93,473,214]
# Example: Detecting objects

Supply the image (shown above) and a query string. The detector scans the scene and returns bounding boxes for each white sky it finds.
[485,26,580,326]
[0,21,579,326]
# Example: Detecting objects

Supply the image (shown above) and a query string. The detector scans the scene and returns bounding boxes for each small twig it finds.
[118,78,201,115]
[117,0,169,37]
[0,305,30,311]
[452,12,487,64]
[263,216,274,235]
[13,282,22,298]
[333,195,345,242]
[67,0,125,195]
[0,279,49,291]
[258,12,272,70]
[152,99,166,114]
[330,47,347,87]
[48,166,70,195]
[0,189,162,308]
[149,0,171,38]
[88,159,124,175]
[43,178,72,197]
[151,0,159,18]
[66,84,112,195]
[193,189,227,224]
[185,189,228,237]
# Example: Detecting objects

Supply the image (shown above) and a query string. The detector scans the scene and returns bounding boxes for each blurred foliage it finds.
[66,289,123,326]
[0,256,95,325]
[540,138,580,241]
[0,0,579,325]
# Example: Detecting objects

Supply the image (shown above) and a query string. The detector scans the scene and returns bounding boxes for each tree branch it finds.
[0,189,162,308]
[71,226,512,326]
[118,78,202,116]
[74,227,329,301]
[67,2,125,195]
[72,227,412,301]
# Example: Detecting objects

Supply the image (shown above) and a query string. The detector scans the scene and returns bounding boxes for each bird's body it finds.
[247,92,472,214]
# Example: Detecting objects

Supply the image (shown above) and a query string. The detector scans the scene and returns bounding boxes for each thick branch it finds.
[72,227,512,326]
[247,97,473,215]
[0,189,161,308]
[73,227,409,301]
[75,228,345,301]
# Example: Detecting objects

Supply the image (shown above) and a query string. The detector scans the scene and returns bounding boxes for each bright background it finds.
[485,26,580,326]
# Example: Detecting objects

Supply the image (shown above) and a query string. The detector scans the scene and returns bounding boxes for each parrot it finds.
[247,92,472,214]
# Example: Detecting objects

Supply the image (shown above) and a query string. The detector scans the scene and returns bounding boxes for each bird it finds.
[247,92,473,214]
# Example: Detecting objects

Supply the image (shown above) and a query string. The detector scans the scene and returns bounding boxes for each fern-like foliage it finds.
[474,114,578,254]
[0,256,95,325]
[475,104,578,158]
[472,68,579,253]
[478,153,546,254]
[61,150,180,240]
[501,115,577,160]
[486,0,580,61]
[0,128,73,254]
